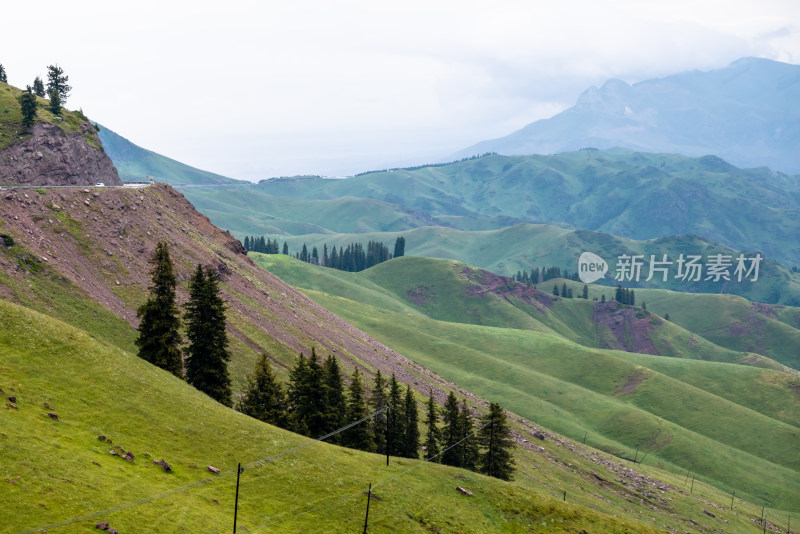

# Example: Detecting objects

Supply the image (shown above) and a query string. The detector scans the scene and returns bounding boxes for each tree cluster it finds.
[512,266,580,285]
[135,242,233,406]
[615,284,636,305]
[243,235,406,273]
[237,357,515,479]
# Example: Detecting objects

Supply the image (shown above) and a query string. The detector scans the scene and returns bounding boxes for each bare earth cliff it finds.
[0,121,122,186]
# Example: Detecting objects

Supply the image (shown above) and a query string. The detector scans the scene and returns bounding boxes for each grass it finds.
[254,253,800,510]
[1,298,671,534]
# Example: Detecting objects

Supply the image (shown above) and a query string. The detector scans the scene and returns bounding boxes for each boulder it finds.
[456,486,473,496]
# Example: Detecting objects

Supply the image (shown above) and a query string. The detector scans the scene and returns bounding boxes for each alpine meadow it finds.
[2,26,800,534]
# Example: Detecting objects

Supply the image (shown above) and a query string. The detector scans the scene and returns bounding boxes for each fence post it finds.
[233,463,244,533]
[363,483,373,534]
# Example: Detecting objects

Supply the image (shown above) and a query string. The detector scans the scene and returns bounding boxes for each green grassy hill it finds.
[97,126,244,185]
[178,150,800,268]
[3,299,676,534]
[254,253,800,510]
[268,224,800,305]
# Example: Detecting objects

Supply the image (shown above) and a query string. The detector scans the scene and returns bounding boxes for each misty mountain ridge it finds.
[457,57,800,173]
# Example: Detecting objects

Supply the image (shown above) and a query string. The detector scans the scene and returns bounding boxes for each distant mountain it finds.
[98,126,243,185]
[456,58,800,173]
[183,151,800,268]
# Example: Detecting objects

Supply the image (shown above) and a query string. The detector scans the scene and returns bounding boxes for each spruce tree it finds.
[46,64,71,104]
[440,391,462,467]
[47,88,61,116]
[393,236,405,257]
[184,264,233,406]
[135,242,183,378]
[237,353,288,428]
[282,241,289,255]
[0,64,7,83]
[387,373,405,457]
[582,284,589,299]
[423,390,441,461]
[18,90,37,129]
[341,368,374,452]
[322,354,346,442]
[370,370,388,454]
[478,402,515,480]
[458,401,479,471]
[402,385,420,459]
[32,76,45,97]
[287,348,326,437]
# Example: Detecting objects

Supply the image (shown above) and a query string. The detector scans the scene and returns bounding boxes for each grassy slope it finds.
[2,299,674,534]
[97,126,242,185]
[1,81,102,153]
[254,254,800,510]
[179,151,800,267]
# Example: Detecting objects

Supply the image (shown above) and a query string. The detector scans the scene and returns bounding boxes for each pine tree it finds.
[615,284,623,302]
[562,283,568,298]
[18,90,37,129]
[478,402,515,480]
[0,64,7,83]
[243,236,250,251]
[287,348,326,437]
[393,236,405,257]
[458,401,479,471]
[46,64,71,104]
[47,88,61,116]
[32,76,45,97]
[135,242,183,378]
[402,386,420,459]
[282,241,289,255]
[184,264,232,406]
[423,390,441,461]
[237,353,288,428]
[322,354,346,442]
[582,284,589,299]
[601,293,606,303]
[341,368,374,452]
[387,373,405,457]
[552,284,560,297]
[370,370,388,454]
[440,391,462,467]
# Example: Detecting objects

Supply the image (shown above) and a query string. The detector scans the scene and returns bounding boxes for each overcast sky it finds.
[2,0,799,180]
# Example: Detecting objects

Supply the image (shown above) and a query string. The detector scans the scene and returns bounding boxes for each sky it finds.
[2,0,799,180]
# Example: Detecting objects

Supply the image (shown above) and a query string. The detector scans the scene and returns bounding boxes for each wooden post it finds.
[385,408,390,466]
[690,474,695,494]
[684,470,690,485]
[633,446,639,464]
[363,483,372,534]
[582,431,587,444]
[233,463,244,533]
[563,490,566,502]
[730,491,735,510]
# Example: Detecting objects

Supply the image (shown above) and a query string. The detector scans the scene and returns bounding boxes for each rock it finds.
[456,486,473,496]
[208,466,220,474]
[98,435,107,442]
[0,122,122,187]
[154,459,172,472]
[703,510,715,518]
[122,451,134,462]
[8,396,16,403]
[47,412,59,420]
[108,529,117,534]
[108,450,117,456]
[7,403,17,410]
[43,402,50,409]
[532,431,546,440]
[95,522,110,530]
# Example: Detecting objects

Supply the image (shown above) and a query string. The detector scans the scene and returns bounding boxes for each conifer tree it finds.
[322,354,346,442]
[370,370,388,453]
[184,264,232,406]
[387,373,405,456]
[478,402,515,480]
[282,241,289,255]
[458,401,479,471]
[0,64,7,83]
[243,236,250,251]
[402,385,420,459]
[287,348,326,437]
[237,353,287,428]
[562,282,568,298]
[32,76,45,97]
[423,390,441,461]
[47,88,61,116]
[46,64,71,104]
[18,90,37,129]
[440,391,462,467]
[582,284,589,299]
[135,242,183,378]
[553,284,560,297]
[393,236,405,257]
[341,368,374,451]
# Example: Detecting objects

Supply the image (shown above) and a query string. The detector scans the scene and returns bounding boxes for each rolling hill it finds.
[456,57,800,174]
[253,253,800,511]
